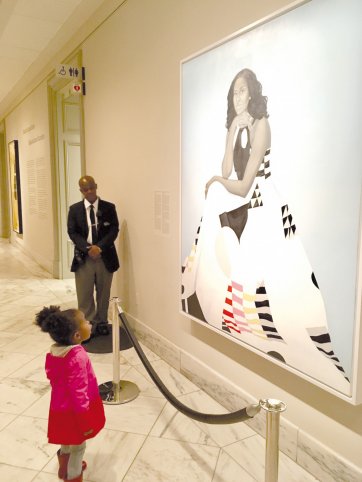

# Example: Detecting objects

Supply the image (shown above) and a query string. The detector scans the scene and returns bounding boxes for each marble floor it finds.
[0,238,318,482]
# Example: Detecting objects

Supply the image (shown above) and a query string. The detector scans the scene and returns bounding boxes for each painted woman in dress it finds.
[205,69,270,200]
[182,68,349,392]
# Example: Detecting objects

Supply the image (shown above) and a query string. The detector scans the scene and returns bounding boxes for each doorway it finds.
[49,64,84,278]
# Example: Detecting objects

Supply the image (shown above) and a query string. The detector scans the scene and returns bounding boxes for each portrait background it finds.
[181,0,362,391]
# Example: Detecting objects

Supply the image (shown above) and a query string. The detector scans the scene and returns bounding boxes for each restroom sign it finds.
[56,64,84,80]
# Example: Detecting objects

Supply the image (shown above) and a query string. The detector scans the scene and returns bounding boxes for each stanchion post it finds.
[98,298,140,404]
[260,398,286,482]
[111,297,121,403]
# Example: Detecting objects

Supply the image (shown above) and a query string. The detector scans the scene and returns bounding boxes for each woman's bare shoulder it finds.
[253,116,269,128]
[250,116,270,145]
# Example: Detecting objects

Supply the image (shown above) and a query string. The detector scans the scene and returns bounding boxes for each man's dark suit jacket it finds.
[67,199,120,273]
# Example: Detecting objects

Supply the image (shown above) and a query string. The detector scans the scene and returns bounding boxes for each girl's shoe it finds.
[63,475,83,482]
[57,450,87,479]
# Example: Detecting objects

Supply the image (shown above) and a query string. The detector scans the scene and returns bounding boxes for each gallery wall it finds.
[0,124,10,238]
[80,0,362,468]
[5,82,54,272]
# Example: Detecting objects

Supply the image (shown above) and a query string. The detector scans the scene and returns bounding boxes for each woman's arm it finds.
[206,117,270,198]
[222,112,252,178]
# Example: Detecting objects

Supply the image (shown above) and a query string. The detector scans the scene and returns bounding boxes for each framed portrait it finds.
[180,0,362,402]
[8,140,23,234]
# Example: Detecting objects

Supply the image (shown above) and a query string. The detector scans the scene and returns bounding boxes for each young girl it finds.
[35,305,105,482]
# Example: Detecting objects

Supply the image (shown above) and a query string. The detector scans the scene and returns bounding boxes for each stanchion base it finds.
[83,324,133,354]
[99,380,140,404]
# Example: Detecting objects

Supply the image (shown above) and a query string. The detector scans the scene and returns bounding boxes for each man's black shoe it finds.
[96,322,110,336]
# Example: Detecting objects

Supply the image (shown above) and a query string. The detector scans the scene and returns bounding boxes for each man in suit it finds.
[67,175,119,337]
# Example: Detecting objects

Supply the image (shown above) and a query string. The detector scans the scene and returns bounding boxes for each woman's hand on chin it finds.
[232,112,253,131]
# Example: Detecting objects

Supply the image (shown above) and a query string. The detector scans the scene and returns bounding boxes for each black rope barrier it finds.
[118,310,261,424]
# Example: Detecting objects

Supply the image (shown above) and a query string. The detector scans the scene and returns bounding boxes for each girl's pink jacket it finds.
[45,344,105,445]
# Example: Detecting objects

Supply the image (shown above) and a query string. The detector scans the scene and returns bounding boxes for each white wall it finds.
[80,0,362,469]
[5,81,54,271]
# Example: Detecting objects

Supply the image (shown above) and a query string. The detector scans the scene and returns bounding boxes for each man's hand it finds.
[88,245,102,260]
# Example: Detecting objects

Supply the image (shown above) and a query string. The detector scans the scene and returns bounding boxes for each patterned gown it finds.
[181,127,350,393]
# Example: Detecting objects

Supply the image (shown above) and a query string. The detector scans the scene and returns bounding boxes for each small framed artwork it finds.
[8,140,23,234]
